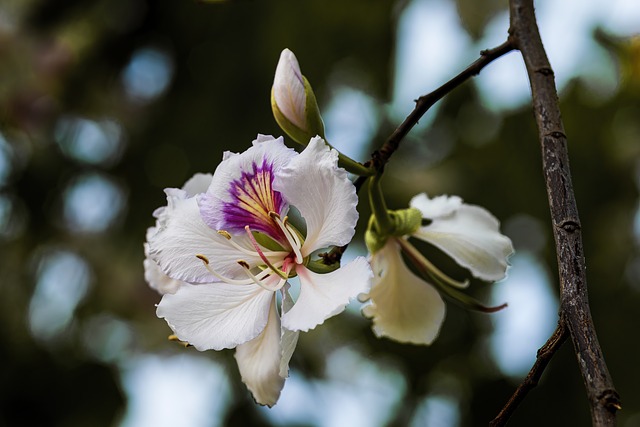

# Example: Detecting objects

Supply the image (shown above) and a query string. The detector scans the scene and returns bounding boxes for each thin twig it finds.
[354,40,515,192]
[337,41,516,262]
[507,0,621,424]
[489,322,569,426]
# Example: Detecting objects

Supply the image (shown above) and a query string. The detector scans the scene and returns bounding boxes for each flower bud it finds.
[271,49,325,145]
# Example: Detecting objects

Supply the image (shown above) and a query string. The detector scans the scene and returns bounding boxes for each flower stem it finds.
[368,173,393,234]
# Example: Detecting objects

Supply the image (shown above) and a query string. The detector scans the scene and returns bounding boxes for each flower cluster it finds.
[144,48,514,407]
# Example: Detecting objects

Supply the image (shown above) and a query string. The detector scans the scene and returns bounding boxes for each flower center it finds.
[196,212,305,292]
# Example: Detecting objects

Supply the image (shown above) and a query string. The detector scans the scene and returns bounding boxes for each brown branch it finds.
[490,322,569,426]
[354,40,515,192]
[506,0,621,424]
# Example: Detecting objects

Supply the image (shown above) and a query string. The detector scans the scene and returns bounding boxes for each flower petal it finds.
[156,282,273,351]
[234,294,285,407]
[148,197,262,283]
[279,286,299,378]
[272,49,307,131]
[273,136,358,255]
[199,135,296,240]
[181,172,214,197]
[410,193,461,219]
[362,239,446,345]
[411,194,514,282]
[143,257,184,295]
[282,257,372,332]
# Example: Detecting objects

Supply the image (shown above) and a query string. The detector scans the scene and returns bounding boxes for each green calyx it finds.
[365,207,422,254]
[366,172,422,253]
[271,76,325,147]
[272,76,373,176]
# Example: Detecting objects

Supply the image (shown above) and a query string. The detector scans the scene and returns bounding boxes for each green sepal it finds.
[365,208,422,254]
[270,76,325,147]
[365,215,388,254]
[271,89,311,147]
[388,207,422,237]
[305,258,340,274]
[303,75,325,140]
[252,231,285,252]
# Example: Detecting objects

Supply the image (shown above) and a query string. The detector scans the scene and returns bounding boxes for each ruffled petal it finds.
[234,294,285,407]
[148,197,262,283]
[156,282,273,351]
[362,239,446,345]
[411,194,514,282]
[143,257,184,295]
[199,135,296,240]
[282,257,372,332]
[410,193,461,219]
[273,137,358,256]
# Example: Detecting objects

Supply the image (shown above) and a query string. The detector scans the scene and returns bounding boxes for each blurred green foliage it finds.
[1,0,639,426]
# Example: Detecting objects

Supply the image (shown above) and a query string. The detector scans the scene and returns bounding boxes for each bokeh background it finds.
[1,0,639,426]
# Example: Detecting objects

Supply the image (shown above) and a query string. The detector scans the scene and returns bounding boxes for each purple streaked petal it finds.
[199,135,296,240]
[220,158,286,237]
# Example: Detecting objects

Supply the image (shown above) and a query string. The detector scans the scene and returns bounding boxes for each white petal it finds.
[156,282,273,351]
[410,193,462,219]
[362,239,446,345]
[274,137,358,255]
[279,286,299,378]
[235,295,286,407]
[412,200,514,282]
[282,257,372,332]
[148,196,262,283]
[272,49,307,131]
[143,257,184,295]
[152,173,211,230]
[198,135,296,233]
[181,172,213,196]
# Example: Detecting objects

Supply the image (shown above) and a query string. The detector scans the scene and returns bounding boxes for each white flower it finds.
[146,134,371,405]
[361,194,514,345]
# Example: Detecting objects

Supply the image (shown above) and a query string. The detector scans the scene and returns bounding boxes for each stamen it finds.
[217,229,288,258]
[217,230,232,240]
[283,216,303,249]
[237,260,288,292]
[244,226,289,279]
[270,211,303,264]
[396,239,470,289]
[196,254,255,285]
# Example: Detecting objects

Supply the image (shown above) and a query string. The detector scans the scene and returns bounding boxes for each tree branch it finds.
[490,322,569,427]
[354,40,515,192]
[507,0,621,424]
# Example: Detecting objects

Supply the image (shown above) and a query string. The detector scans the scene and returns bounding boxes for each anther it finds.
[217,230,232,240]
[196,254,210,264]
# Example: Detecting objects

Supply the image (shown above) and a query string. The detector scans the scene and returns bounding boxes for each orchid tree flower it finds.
[361,177,514,345]
[271,48,373,177]
[146,134,371,406]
